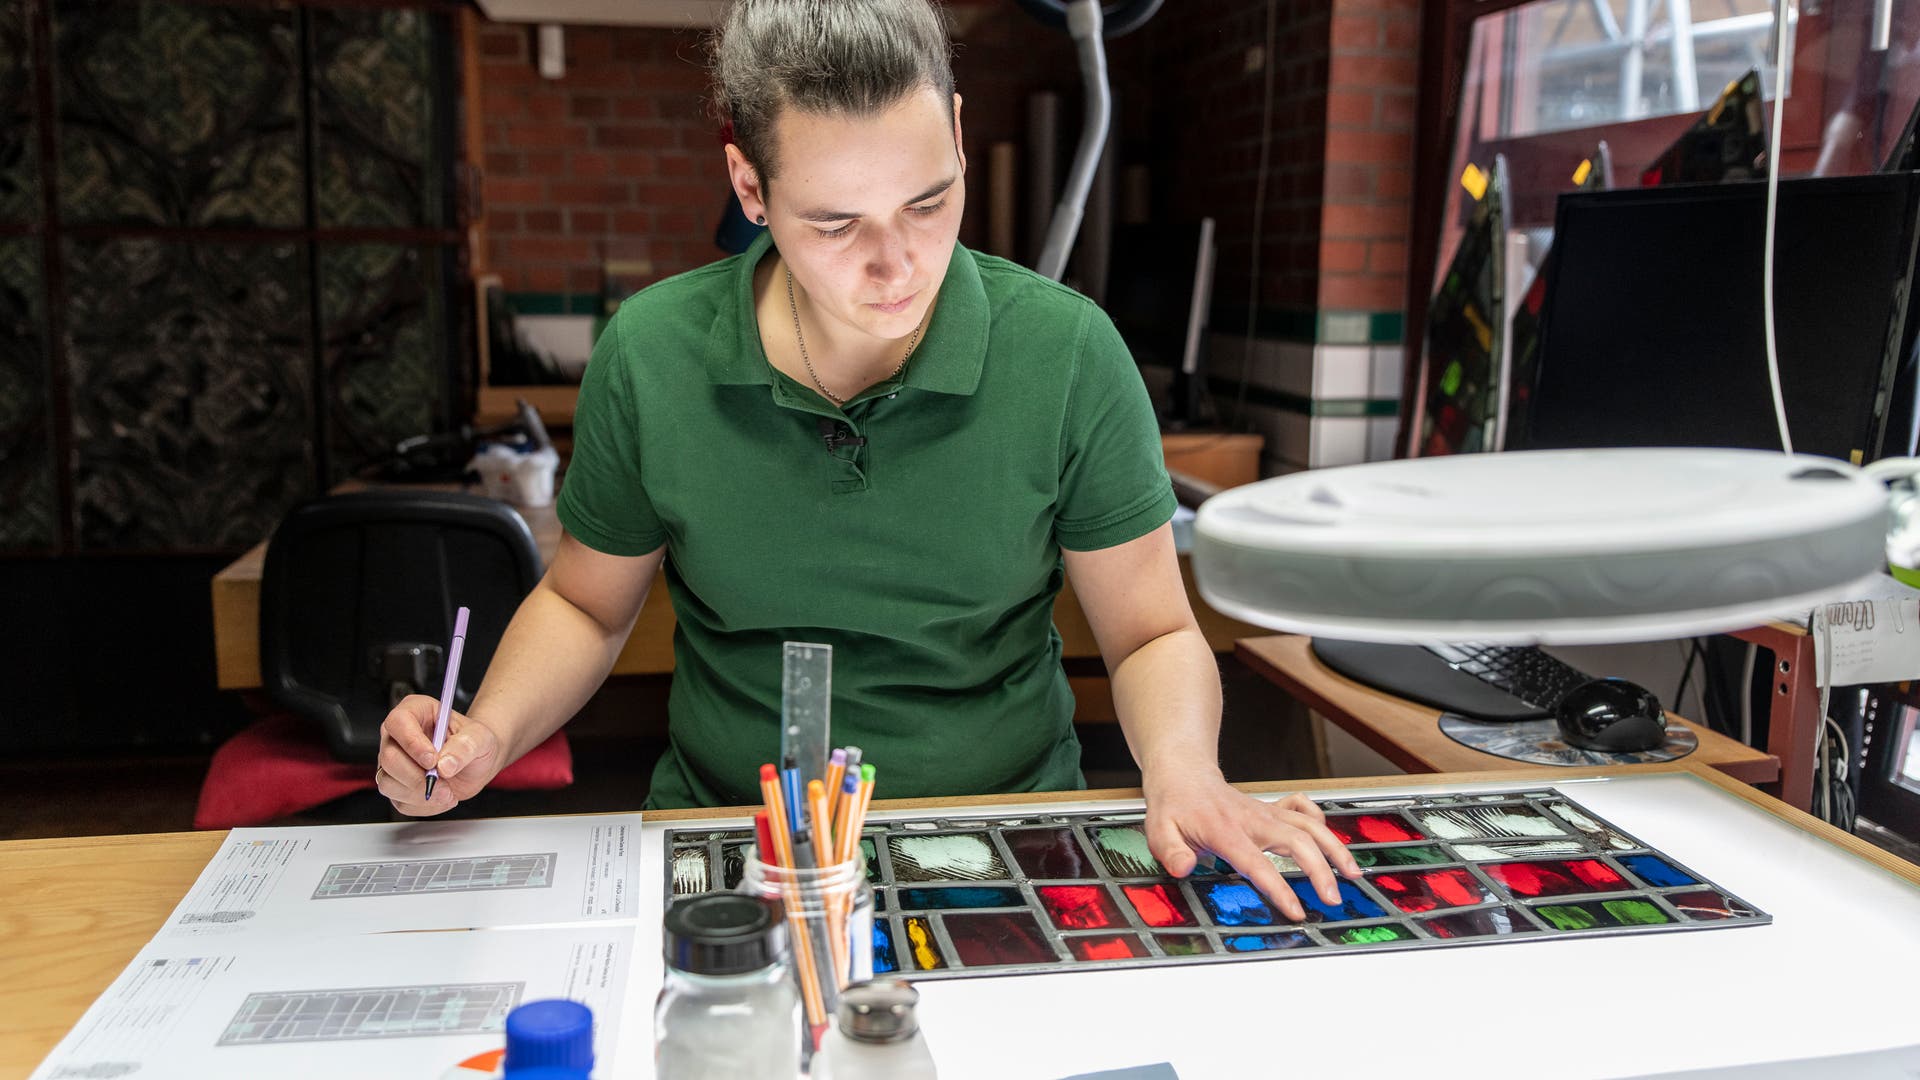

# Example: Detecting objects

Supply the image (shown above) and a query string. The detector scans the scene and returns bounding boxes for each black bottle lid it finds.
[662,893,788,976]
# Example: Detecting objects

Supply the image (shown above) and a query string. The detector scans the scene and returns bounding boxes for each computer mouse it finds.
[1554,678,1668,752]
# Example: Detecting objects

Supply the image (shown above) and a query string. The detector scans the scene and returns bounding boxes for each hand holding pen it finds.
[373,607,504,816]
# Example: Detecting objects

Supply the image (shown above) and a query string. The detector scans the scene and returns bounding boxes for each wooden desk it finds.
[10,764,1916,1076]
[210,484,1265,706]
[1235,633,1788,799]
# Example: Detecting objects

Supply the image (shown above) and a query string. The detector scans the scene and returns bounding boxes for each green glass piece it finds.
[1092,826,1162,877]
[1537,904,1599,931]
[1351,844,1450,868]
[1602,899,1670,925]
[1334,924,1416,945]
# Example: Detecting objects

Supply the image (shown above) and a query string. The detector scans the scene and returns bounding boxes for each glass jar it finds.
[738,853,876,1031]
[654,893,802,1079]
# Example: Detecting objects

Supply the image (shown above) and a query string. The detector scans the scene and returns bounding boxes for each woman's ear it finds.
[725,143,768,224]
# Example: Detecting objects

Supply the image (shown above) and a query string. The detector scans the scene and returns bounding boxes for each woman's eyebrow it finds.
[794,177,956,223]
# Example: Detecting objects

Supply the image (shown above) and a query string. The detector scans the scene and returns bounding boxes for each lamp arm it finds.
[1034,0,1111,282]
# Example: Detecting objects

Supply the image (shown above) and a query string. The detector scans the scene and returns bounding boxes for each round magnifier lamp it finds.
[1191,447,1897,645]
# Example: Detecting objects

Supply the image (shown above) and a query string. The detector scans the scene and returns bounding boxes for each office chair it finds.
[195,490,573,828]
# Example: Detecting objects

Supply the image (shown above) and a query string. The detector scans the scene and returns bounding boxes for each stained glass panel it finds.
[0,237,54,550]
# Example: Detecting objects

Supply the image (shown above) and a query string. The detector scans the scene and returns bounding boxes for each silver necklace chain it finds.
[786,267,922,407]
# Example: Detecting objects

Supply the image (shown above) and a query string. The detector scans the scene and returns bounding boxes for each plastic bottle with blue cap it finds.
[440,997,594,1079]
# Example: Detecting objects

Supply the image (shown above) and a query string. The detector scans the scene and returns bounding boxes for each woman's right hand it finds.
[375,694,504,816]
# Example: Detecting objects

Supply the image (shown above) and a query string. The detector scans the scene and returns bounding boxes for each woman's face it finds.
[729,86,966,345]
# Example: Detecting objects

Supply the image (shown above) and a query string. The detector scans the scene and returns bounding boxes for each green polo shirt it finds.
[557,232,1175,808]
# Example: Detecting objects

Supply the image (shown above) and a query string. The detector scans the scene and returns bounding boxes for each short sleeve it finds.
[554,313,668,556]
[1054,307,1177,551]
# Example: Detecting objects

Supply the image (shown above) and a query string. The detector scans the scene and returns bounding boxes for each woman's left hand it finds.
[1141,764,1364,923]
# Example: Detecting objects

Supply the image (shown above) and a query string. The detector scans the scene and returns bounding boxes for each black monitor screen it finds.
[1516,175,1920,463]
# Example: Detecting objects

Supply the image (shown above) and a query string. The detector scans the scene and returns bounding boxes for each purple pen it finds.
[423,606,470,801]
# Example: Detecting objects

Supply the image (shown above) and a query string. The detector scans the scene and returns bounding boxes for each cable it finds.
[1761,0,1795,454]
[1231,0,1280,430]
[1674,639,1699,720]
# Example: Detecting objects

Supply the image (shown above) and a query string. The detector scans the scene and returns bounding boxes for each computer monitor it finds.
[1512,174,1920,463]
[1413,155,1510,456]
[1881,98,1920,458]
[1639,69,1768,187]
[1105,219,1217,429]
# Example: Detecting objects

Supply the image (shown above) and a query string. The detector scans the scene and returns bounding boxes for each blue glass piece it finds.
[1222,931,1315,952]
[1288,878,1387,922]
[1197,881,1278,927]
[1618,853,1697,888]
[872,919,898,974]
[895,886,1024,910]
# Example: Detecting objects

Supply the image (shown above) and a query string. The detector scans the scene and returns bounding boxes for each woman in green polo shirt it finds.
[374,0,1359,920]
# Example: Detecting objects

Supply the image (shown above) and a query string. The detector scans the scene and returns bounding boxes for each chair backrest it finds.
[259,490,542,762]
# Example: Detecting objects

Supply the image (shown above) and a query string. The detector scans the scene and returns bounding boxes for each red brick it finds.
[480,29,524,60]
[504,235,596,263]
[506,124,591,149]
[1381,13,1421,51]
[1322,202,1407,239]
[606,152,662,179]
[569,95,610,121]
[1327,89,1375,128]
[569,151,614,178]
[1319,272,1406,310]
[1320,239,1369,272]
[564,65,637,90]
[613,210,654,234]
[659,155,697,179]
[550,179,635,205]
[1378,90,1417,130]
[1375,165,1413,199]
[656,209,699,235]
[640,181,717,211]
[569,265,603,292]
[1330,13,1380,50]
[596,125,678,150]
[1368,239,1409,274]
[614,97,657,121]
[571,209,610,234]
[1331,53,1419,88]
[518,264,570,291]
[523,209,563,232]
[485,151,522,175]
[1324,163,1376,198]
[567,32,613,64]
[1325,128,1413,166]
[522,150,565,176]
[486,177,546,205]
[486,208,521,233]
[482,87,529,120]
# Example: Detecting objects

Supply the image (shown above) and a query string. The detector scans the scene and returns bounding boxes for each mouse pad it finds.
[1437,713,1698,766]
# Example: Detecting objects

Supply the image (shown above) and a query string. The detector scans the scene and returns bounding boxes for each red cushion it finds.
[193,714,572,830]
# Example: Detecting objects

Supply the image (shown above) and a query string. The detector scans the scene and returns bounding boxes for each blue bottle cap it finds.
[502,1070,588,1080]
[504,998,594,1073]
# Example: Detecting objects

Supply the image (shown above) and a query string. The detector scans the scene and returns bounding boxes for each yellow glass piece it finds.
[1572,159,1592,186]
[904,916,945,970]
[1460,163,1488,201]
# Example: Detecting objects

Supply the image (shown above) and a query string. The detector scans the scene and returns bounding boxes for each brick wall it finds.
[1147,0,1332,317]
[1320,0,1419,313]
[474,8,1083,295]
[477,22,729,294]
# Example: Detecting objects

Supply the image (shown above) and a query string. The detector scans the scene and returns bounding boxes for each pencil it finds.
[422,606,470,802]
[807,778,848,985]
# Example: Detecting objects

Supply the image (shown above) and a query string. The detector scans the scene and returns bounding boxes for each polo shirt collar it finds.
[707,230,988,397]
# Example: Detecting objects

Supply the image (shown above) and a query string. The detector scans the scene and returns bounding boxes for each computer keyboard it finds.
[1309,638,1599,722]
[1422,642,1591,712]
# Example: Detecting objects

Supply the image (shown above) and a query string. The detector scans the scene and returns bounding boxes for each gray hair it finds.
[712,0,955,183]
